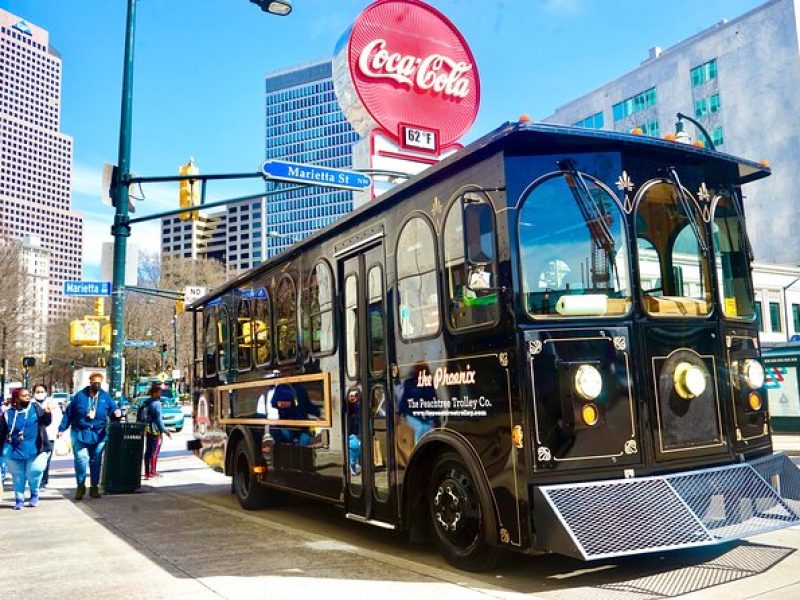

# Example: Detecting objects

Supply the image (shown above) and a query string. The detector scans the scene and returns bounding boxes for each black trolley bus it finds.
[188,121,800,570]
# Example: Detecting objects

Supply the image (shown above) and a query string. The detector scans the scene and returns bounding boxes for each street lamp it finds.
[266,230,299,241]
[250,0,293,15]
[109,0,291,397]
[675,112,716,151]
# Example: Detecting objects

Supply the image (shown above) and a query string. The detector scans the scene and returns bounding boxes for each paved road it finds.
[4,424,800,599]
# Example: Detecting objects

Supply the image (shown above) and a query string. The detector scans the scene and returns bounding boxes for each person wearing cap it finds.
[57,372,120,500]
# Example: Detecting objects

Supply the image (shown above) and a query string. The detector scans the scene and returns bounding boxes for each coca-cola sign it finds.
[333,0,480,150]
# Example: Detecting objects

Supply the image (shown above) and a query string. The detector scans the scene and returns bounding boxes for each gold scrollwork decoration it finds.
[624,439,638,454]
[499,352,508,367]
[537,446,552,462]
[529,340,543,355]
[613,336,627,351]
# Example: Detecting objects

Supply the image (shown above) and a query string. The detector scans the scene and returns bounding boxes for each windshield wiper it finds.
[666,167,709,255]
[558,159,616,253]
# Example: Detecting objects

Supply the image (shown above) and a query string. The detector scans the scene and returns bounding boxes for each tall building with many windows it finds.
[262,59,360,259]
[0,10,83,321]
[0,9,83,323]
[543,0,800,265]
[161,211,227,264]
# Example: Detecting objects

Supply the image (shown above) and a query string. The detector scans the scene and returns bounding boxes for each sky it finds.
[0,0,765,279]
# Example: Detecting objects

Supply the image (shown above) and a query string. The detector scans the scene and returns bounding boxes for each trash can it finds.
[102,422,145,494]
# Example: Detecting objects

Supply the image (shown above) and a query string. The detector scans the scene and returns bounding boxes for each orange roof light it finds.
[631,127,644,135]
[519,114,532,124]
[759,159,770,167]
[693,140,705,148]
[664,133,677,141]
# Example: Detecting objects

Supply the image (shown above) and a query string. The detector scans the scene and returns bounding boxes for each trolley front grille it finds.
[533,453,800,560]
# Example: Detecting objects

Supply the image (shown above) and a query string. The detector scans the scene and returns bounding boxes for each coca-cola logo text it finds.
[358,38,472,99]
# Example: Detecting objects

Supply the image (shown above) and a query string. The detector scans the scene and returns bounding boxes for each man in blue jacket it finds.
[57,372,120,500]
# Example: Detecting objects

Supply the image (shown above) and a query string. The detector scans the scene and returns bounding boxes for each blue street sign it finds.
[64,281,111,296]
[123,339,158,348]
[262,160,372,191]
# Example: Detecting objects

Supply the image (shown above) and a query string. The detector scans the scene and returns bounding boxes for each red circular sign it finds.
[346,0,480,148]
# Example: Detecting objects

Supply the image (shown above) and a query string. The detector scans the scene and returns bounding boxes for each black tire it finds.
[233,439,269,510]
[428,451,500,571]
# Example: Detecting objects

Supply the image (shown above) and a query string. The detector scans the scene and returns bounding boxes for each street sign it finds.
[64,281,111,296]
[123,339,157,348]
[184,285,207,305]
[262,159,372,191]
[239,287,267,300]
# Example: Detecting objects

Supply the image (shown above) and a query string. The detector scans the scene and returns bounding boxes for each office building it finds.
[543,0,800,266]
[161,211,226,264]
[262,59,360,259]
[19,235,48,356]
[0,9,83,322]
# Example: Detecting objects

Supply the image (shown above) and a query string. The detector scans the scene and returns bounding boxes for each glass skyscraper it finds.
[263,59,360,258]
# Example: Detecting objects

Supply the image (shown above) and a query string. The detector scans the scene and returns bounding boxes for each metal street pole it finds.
[173,304,178,370]
[110,0,137,398]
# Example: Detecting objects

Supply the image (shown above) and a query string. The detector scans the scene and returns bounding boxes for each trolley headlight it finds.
[574,365,602,401]
[674,362,707,399]
[741,359,765,389]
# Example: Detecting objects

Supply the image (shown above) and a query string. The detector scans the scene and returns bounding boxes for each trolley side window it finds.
[397,216,440,340]
[713,195,756,319]
[276,275,298,363]
[203,307,218,378]
[217,305,231,374]
[519,173,631,318]
[444,191,499,330]
[235,298,253,372]
[310,260,335,356]
[253,293,272,366]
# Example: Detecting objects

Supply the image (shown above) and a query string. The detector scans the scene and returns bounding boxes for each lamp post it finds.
[109,0,292,398]
[675,112,716,151]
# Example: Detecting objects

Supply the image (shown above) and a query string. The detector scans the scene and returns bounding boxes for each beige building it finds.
[0,9,83,323]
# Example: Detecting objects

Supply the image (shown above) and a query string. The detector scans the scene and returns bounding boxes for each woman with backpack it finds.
[141,384,171,480]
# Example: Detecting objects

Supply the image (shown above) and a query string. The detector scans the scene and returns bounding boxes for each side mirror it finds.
[464,201,495,265]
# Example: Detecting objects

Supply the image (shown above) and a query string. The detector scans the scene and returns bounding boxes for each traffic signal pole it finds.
[109,0,137,398]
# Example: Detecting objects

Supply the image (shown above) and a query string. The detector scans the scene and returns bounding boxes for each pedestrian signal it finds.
[178,158,200,221]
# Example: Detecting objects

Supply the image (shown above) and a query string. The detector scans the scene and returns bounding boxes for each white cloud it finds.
[78,211,160,280]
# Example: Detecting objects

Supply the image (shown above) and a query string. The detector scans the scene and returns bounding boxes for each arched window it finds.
[203,307,218,378]
[397,216,440,340]
[443,191,499,329]
[276,275,298,362]
[635,180,711,316]
[253,292,272,366]
[235,298,253,372]
[518,173,630,318]
[309,260,335,355]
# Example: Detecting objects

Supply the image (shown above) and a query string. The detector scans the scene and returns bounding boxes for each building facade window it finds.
[793,303,800,332]
[574,111,604,129]
[638,119,659,137]
[755,300,763,332]
[691,59,717,87]
[770,301,782,332]
[612,87,656,122]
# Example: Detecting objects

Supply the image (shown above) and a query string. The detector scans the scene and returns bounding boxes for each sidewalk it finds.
[0,452,518,600]
[772,434,800,456]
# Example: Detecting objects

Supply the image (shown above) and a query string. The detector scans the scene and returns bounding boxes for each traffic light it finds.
[69,360,76,369]
[178,158,200,221]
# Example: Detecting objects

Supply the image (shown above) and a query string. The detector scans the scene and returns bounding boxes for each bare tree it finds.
[0,238,33,382]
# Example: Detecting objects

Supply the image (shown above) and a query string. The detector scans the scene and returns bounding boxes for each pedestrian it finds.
[0,387,52,509]
[142,383,171,479]
[32,383,60,489]
[0,396,10,485]
[57,372,120,500]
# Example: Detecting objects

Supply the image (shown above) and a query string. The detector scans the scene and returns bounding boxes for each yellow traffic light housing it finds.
[70,319,101,346]
[178,158,200,221]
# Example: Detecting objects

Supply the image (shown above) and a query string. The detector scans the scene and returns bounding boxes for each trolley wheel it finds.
[233,439,268,510]
[428,451,499,571]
